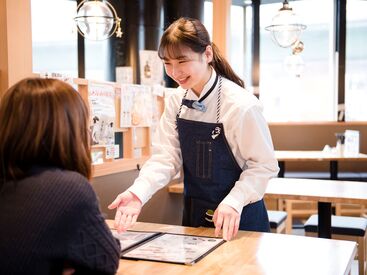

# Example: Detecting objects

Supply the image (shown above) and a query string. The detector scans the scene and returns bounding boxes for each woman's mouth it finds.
[176,76,190,85]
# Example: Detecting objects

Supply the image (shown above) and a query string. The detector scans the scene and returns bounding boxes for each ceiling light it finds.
[265,0,306,48]
[74,0,122,41]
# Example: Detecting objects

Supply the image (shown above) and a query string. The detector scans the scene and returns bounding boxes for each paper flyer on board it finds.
[88,83,115,159]
[120,84,154,127]
[139,50,164,85]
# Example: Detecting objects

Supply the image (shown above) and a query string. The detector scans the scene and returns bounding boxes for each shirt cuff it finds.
[220,181,261,216]
[127,179,154,205]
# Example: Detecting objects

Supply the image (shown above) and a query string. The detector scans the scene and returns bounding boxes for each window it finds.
[85,39,111,81]
[31,0,78,77]
[345,0,367,121]
[204,1,245,79]
[259,0,335,122]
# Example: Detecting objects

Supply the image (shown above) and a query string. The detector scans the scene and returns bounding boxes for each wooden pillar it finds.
[212,0,231,59]
[0,0,33,96]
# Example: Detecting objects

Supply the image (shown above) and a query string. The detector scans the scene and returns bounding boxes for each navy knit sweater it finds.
[0,166,120,274]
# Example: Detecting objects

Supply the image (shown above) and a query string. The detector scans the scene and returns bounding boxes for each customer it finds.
[0,78,120,274]
[109,17,279,241]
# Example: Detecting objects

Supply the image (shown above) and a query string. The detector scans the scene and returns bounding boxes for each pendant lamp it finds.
[74,0,122,41]
[265,0,306,48]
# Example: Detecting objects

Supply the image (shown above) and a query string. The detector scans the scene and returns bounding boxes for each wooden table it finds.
[108,221,357,275]
[168,178,367,239]
[266,178,367,238]
[275,150,367,179]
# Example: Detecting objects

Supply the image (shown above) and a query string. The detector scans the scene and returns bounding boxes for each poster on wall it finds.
[88,82,116,159]
[139,50,164,85]
[116,66,134,84]
[120,84,154,128]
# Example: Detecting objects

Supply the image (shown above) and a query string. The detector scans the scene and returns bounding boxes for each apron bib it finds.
[176,76,270,232]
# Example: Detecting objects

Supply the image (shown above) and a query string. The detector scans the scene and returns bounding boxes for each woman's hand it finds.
[108,191,142,232]
[213,204,240,241]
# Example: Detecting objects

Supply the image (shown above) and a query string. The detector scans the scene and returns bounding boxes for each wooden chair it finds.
[304,214,367,275]
[285,200,317,234]
[268,210,287,234]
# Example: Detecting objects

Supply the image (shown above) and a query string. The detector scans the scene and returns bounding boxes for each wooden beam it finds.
[0,0,33,96]
[212,0,231,59]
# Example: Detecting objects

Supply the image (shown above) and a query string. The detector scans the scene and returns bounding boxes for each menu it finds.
[118,232,225,265]
[111,230,160,252]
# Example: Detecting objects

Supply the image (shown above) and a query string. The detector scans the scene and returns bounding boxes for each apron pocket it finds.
[186,197,218,228]
[195,141,212,180]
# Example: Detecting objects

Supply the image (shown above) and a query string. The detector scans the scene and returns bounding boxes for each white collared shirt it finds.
[128,70,279,214]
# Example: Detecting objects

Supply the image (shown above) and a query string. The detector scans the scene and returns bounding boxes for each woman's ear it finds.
[205,45,213,64]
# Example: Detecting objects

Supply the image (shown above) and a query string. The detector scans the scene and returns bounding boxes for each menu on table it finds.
[113,231,225,265]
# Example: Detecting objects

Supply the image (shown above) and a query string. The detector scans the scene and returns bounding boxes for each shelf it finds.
[167,182,184,194]
[92,156,149,178]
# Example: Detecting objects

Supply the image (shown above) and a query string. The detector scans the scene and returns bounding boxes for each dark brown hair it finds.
[0,78,92,182]
[158,17,244,88]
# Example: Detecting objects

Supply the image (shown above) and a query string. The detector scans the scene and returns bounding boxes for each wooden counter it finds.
[107,221,357,275]
[92,156,148,177]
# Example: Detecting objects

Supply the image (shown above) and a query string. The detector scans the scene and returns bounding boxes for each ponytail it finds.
[210,43,244,88]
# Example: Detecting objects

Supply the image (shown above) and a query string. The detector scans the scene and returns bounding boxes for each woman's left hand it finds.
[213,204,240,241]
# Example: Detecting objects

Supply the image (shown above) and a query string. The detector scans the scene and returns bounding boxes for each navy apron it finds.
[176,76,270,232]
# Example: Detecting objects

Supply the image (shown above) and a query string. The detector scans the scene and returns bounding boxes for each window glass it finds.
[85,39,110,81]
[203,1,213,38]
[244,5,253,88]
[230,5,244,80]
[31,0,77,77]
[204,1,244,80]
[260,0,335,122]
[345,0,367,121]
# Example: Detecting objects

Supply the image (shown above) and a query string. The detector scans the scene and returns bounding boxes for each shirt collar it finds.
[189,68,217,100]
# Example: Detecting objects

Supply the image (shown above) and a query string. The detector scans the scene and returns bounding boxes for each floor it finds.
[291,224,359,275]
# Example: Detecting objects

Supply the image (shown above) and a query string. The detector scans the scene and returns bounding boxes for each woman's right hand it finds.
[108,191,142,232]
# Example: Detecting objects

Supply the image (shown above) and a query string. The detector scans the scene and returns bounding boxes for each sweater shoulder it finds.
[27,167,96,206]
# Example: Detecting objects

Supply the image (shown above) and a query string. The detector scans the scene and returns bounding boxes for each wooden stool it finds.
[304,214,367,275]
[268,210,287,234]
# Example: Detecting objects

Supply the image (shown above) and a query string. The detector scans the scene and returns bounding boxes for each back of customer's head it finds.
[0,77,92,183]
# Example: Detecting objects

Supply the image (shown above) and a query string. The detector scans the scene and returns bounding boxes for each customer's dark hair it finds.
[0,78,92,183]
[158,17,244,88]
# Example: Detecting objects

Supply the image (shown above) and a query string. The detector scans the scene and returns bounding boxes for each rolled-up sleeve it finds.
[221,105,279,214]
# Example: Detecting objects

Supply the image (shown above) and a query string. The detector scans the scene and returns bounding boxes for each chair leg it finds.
[285,200,293,234]
[357,235,366,275]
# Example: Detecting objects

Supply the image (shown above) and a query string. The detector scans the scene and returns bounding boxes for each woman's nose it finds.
[171,65,181,79]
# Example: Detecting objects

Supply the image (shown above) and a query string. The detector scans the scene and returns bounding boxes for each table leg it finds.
[318,202,332,239]
[278,161,285,178]
[330,161,338,180]
[277,161,285,210]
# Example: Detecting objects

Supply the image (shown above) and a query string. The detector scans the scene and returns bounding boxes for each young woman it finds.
[0,78,120,274]
[109,17,279,241]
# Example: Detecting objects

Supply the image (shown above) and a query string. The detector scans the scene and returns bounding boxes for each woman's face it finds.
[162,45,213,95]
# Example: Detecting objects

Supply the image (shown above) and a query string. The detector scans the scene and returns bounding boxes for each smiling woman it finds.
[109,17,279,241]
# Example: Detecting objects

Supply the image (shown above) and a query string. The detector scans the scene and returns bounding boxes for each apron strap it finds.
[176,76,222,124]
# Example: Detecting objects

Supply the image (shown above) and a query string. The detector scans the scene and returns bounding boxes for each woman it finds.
[109,17,279,241]
[0,78,120,274]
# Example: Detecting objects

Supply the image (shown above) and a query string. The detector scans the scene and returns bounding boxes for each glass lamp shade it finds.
[283,54,305,77]
[265,2,306,48]
[75,1,114,40]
